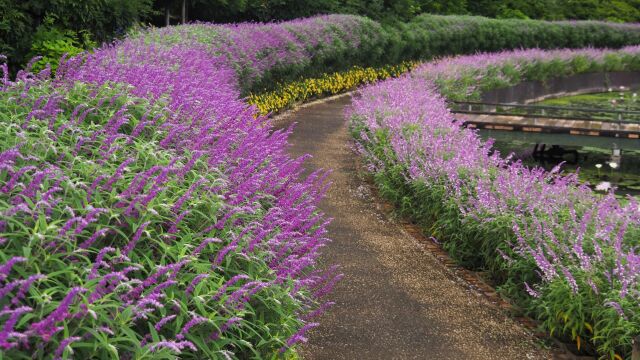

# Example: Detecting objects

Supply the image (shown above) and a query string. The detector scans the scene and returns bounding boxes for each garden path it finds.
[275,96,551,360]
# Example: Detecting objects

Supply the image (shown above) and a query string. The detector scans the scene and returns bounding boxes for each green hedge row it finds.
[386,15,640,62]
[250,14,640,94]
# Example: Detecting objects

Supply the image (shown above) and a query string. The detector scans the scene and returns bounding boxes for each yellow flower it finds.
[247,61,418,115]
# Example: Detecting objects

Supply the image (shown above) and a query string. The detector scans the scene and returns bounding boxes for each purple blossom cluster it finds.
[106,14,381,91]
[349,46,640,355]
[0,14,370,359]
[414,45,640,100]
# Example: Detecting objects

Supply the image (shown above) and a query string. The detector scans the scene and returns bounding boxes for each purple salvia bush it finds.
[29,287,87,341]
[210,316,242,340]
[149,340,197,354]
[349,46,640,356]
[176,314,209,340]
[0,307,32,350]
[281,322,319,352]
[53,336,81,360]
[0,14,380,358]
[0,257,27,281]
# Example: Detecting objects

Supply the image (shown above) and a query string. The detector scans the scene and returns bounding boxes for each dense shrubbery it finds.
[27,17,97,74]
[16,12,640,93]
[348,46,640,358]
[5,0,640,72]
[1,0,152,72]
[387,15,640,62]
[50,14,640,97]
[162,0,640,24]
[0,15,346,359]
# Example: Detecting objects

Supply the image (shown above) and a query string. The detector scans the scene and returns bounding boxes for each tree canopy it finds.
[152,0,640,24]
[3,0,640,71]
[1,0,152,69]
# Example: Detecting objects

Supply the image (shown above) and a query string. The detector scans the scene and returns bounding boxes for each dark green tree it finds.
[1,0,153,69]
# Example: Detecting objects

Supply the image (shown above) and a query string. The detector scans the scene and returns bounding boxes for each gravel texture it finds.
[276,96,552,360]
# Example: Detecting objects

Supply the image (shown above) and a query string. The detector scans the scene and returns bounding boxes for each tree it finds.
[416,0,468,15]
[1,0,153,70]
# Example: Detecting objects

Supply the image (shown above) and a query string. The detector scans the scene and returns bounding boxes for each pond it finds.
[481,130,640,196]
[479,89,640,196]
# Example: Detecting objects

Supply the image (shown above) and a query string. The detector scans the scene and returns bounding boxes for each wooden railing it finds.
[450,100,640,124]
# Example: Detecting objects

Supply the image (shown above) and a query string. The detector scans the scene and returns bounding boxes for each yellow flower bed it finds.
[248,61,419,115]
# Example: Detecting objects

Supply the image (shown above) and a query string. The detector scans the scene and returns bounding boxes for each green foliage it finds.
[28,16,96,74]
[0,0,35,69]
[43,0,153,41]
[1,0,152,72]
[155,0,640,24]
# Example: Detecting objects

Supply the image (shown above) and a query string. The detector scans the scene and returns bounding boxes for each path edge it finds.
[272,91,586,360]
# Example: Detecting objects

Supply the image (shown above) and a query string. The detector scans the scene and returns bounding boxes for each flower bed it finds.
[120,14,640,97]
[4,12,640,359]
[348,46,640,358]
[0,68,332,359]
[131,15,387,95]
[248,62,419,115]
[0,16,354,360]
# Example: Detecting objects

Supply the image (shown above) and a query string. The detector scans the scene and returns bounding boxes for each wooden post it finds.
[165,6,171,26]
[632,335,640,360]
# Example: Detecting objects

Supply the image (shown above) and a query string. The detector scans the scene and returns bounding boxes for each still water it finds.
[479,129,640,196]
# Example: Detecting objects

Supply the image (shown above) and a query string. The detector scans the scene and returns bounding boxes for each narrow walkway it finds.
[277,96,550,360]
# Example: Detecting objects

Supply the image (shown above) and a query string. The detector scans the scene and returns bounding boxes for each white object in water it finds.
[595,181,612,191]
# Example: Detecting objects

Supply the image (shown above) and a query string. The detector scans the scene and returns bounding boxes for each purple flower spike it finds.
[0,257,27,281]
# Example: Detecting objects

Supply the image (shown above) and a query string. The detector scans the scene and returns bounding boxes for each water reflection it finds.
[479,129,640,196]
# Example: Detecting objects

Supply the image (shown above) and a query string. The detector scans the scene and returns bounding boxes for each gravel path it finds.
[276,96,551,360]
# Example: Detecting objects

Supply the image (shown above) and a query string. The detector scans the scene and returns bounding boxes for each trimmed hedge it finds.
[387,15,640,62]
[124,15,640,96]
